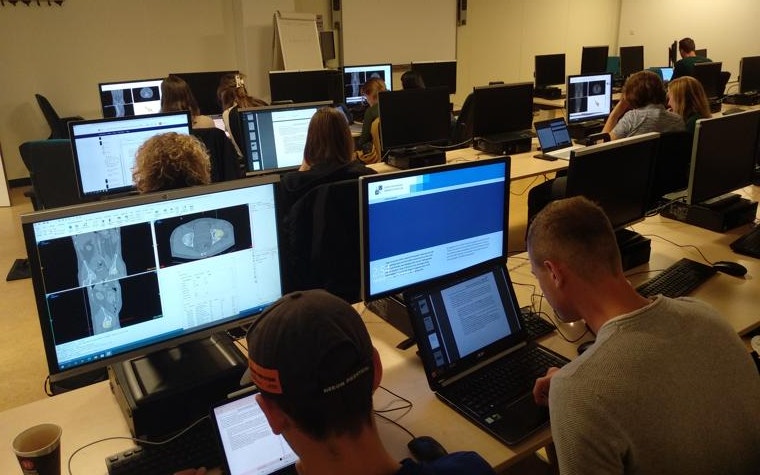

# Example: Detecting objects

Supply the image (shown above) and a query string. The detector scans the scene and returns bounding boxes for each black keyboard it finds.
[730,225,760,258]
[520,308,556,340]
[635,258,716,298]
[106,418,222,475]
[444,346,568,418]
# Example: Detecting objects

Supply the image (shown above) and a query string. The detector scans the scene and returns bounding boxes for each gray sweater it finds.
[612,104,685,138]
[549,296,760,475]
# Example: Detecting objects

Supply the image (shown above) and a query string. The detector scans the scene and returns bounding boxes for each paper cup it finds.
[12,423,62,475]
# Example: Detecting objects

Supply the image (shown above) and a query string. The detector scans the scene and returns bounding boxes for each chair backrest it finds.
[452,92,474,144]
[19,140,91,210]
[35,94,68,139]
[280,178,362,303]
[190,127,244,182]
[648,130,693,209]
[718,71,731,97]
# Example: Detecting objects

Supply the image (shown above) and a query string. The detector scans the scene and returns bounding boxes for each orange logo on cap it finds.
[249,359,283,394]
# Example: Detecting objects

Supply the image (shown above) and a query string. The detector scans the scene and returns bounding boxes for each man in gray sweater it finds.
[528,196,760,474]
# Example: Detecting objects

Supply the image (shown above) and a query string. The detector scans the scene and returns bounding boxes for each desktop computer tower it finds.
[660,199,758,232]
[386,148,446,170]
[568,121,603,141]
[473,136,531,155]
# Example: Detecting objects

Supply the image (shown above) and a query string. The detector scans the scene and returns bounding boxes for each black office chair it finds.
[190,128,244,182]
[647,131,693,210]
[280,178,362,303]
[452,92,474,145]
[35,94,83,139]
[718,71,731,98]
[19,139,91,210]
[226,105,246,160]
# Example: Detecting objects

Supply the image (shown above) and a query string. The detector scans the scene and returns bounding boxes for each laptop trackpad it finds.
[490,393,549,445]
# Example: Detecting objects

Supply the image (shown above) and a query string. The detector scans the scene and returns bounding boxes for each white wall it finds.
[618,0,760,88]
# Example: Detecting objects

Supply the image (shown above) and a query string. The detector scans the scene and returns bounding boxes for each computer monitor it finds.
[695,49,708,58]
[692,62,722,99]
[620,46,644,78]
[471,82,534,137]
[377,86,451,152]
[237,101,332,173]
[342,64,393,104]
[566,132,660,230]
[69,112,191,199]
[410,60,457,94]
[686,110,760,206]
[268,69,344,105]
[668,41,678,67]
[534,53,565,88]
[739,56,760,93]
[581,46,609,74]
[98,78,163,118]
[359,157,509,302]
[21,175,283,385]
[566,73,613,124]
[170,70,238,116]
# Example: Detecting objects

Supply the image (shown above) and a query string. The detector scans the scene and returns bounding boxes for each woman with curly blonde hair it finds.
[132,132,211,193]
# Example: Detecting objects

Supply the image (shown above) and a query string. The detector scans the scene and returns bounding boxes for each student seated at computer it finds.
[401,70,426,89]
[175,289,496,475]
[132,132,211,193]
[672,37,712,79]
[355,77,386,156]
[217,73,268,155]
[161,75,215,129]
[602,70,685,140]
[529,197,760,474]
[667,76,712,134]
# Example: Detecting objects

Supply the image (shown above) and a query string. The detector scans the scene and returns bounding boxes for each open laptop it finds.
[404,263,570,446]
[534,117,583,160]
[211,389,298,475]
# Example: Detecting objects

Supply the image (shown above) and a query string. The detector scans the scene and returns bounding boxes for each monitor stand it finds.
[365,295,416,350]
[615,228,651,271]
[109,332,248,439]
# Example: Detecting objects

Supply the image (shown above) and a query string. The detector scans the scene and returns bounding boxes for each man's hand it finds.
[532,366,561,406]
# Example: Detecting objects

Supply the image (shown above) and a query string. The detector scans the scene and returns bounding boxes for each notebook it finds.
[404,264,570,446]
[534,117,583,160]
[210,389,298,475]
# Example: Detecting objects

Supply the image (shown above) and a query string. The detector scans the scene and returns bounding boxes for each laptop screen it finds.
[211,390,297,475]
[238,101,332,174]
[69,112,191,198]
[566,73,613,124]
[405,265,525,386]
[534,118,573,152]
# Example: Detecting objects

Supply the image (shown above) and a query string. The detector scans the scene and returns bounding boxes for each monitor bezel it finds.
[471,81,534,137]
[341,63,393,104]
[97,77,164,118]
[358,157,510,302]
[268,69,344,105]
[565,73,613,124]
[21,175,283,383]
[534,53,566,88]
[410,60,457,94]
[377,86,452,151]
[581,45,610,74]
[739,56,760,94]
[619,45,644,78]
[692,62,723,99]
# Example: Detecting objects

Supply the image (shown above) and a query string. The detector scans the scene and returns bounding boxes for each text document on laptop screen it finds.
[360,158,509,301]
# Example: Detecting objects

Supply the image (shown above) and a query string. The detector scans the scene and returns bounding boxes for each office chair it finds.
[34,94,83,139]
[452,92,474,145]
[19,139,90,210]
[718,71,731,97]
[280,178,363,303]
[225,105,246,159]
[190,127,244,182]
[647,131,693,210]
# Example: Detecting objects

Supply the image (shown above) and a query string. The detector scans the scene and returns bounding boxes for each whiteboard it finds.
[340,0,457,65]
[274,11,323,70]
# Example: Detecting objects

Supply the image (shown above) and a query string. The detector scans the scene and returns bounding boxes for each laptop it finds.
[404,263,570,446]
[210,389,298,475]
[534,117,583,160]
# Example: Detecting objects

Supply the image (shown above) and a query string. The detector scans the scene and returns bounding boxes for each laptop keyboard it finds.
[106,418,221,475]
[444,346,567,418]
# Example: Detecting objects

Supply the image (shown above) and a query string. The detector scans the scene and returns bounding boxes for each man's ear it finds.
[255,393,289,435]
[371,347,383,392]
[543,259,564,288]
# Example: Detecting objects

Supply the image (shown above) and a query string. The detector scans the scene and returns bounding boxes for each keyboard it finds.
[106,418,222,475]
[635,258,716,299]
[520,308,556,340]
[730,225,760,258]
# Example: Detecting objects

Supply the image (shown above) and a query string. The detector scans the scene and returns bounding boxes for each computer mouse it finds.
[712,260,748,277]
[577,340,595,355]
[407,435,448,462]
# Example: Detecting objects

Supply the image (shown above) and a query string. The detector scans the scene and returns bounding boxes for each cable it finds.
[430,138,473,150]
[66,415,210,475]
[374,412,416,440]
[510,174,540,196]
[638,233,713,265]
[44,375,53,397]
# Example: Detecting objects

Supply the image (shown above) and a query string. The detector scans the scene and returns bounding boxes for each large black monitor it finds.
[739,56,760,93]
[268,69,344,105]
[686,110,760,206]
[21,175,283,385]
[692,62,723,99]
[566,73,613,125]
[98,78,163,118]
[620,46,644,78]
[581,46,609,74]
[410,60,457,94]
[566,132,660,230]
[69,112,191,199]
[237,101,331,174]
[342,64,393,105]
[534,53,565,88]
[170,70,238,116]
[359,157,509,302]
[471,82,534,137]
[377,86,451,152]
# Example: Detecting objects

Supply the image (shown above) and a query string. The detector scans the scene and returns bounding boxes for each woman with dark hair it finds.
[132,132,211,193]
[602,70,685,140]
[216,73,268,155]
[401,70,426,89]
[280,107,376,212]
[160,75,214,129]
